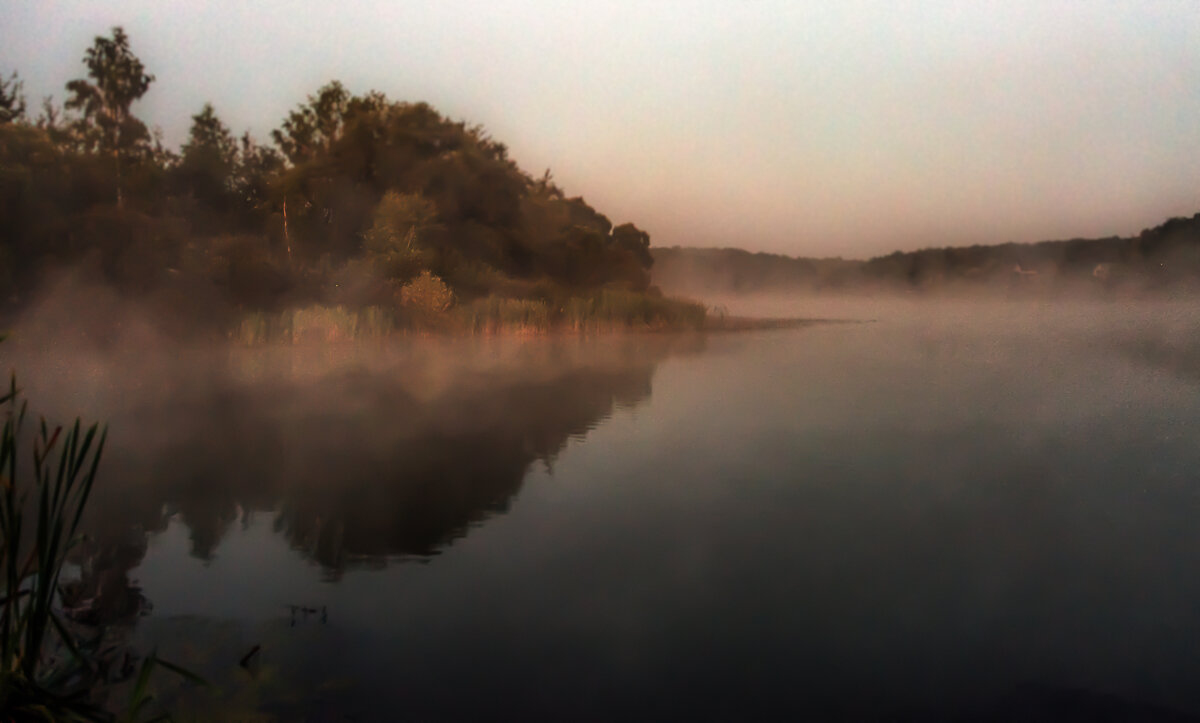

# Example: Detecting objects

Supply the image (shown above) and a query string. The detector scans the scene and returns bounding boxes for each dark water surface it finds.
[11,299,1200,720]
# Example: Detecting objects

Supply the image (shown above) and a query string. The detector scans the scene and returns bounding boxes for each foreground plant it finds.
[0,365,202,721]
[0,370,109,719]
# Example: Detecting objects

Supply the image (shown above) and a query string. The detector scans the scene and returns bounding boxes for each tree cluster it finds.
[0,28,655,326]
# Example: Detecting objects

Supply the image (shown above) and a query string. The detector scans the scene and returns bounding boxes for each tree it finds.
[362,190,440,280]
[0,71,26,124]
[612,222,653,269]
[182,103,236,169]
[64,27,155,207]
[232,131,283,215]
[177,103,237,207]
[272,80,351,165]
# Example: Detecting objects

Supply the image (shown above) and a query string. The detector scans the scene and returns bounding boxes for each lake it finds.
[9,298,1200,720]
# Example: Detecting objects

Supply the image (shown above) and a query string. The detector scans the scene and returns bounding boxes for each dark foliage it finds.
[1,29,658,326]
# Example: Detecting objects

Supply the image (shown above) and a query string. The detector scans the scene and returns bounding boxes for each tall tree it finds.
[271,80,350,165]
[177,102,237,206]
[64,27,154,207]
[182,103,236,167]
[233,131,283,215]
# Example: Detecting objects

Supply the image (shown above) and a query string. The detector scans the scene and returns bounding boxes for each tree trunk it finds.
[115,149,123,209]
[283,196,292,264]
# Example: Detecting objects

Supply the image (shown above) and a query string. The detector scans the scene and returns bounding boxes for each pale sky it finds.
[3,1,1199,258]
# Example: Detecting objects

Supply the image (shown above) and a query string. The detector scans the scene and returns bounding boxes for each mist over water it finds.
[5,292,1200,719]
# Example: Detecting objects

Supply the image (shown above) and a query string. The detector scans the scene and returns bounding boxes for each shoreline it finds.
[701,316,872,332]
[232,315,859,344]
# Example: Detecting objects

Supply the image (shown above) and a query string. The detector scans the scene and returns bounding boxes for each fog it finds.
[6,276,1200,718]
[3,279,705,622]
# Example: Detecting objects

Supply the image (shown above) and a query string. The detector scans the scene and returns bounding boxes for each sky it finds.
[2,1,1199,258]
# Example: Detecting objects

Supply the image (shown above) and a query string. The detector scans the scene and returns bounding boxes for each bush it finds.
[398,271,454,315]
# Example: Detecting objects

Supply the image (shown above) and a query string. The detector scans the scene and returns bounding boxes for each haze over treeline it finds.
[1,27,700,335]
[652,212,1200,297]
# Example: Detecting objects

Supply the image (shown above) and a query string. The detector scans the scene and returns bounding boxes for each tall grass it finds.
[291,305,362,342]
[233,305,396,344]
[457,297,552,334]
[456,290,706,334]
[232,290,706,340]
[0,357,202,719]
[563,290,707,332]
[0,372,109,719]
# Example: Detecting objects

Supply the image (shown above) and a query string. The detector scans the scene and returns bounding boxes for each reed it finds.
[233,305,396,344]
[563,290,707,331]
[0,372,109,719]
[0,360,202,719]
[232,289,706,340]
[457,297,552,334]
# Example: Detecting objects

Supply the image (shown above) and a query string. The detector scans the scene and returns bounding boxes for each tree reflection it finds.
[271,362,659,571]
[73,336,699,600]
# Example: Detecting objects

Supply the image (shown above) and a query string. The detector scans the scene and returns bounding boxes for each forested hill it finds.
[652,212,1200,296]
[1,27,703,335]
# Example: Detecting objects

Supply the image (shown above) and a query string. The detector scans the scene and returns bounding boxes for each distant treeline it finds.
[654,213,1200,296]
[0,27,704,334]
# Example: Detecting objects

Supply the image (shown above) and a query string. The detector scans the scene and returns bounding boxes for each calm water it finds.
[11,298,1200,720]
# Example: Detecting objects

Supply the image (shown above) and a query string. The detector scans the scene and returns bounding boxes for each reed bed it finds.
[233,305,396,345]
[232,290,707,343]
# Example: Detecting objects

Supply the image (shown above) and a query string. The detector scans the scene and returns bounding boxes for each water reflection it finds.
[11,302,1200,719]
[57,336,699,601]
[267,361,663,570]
